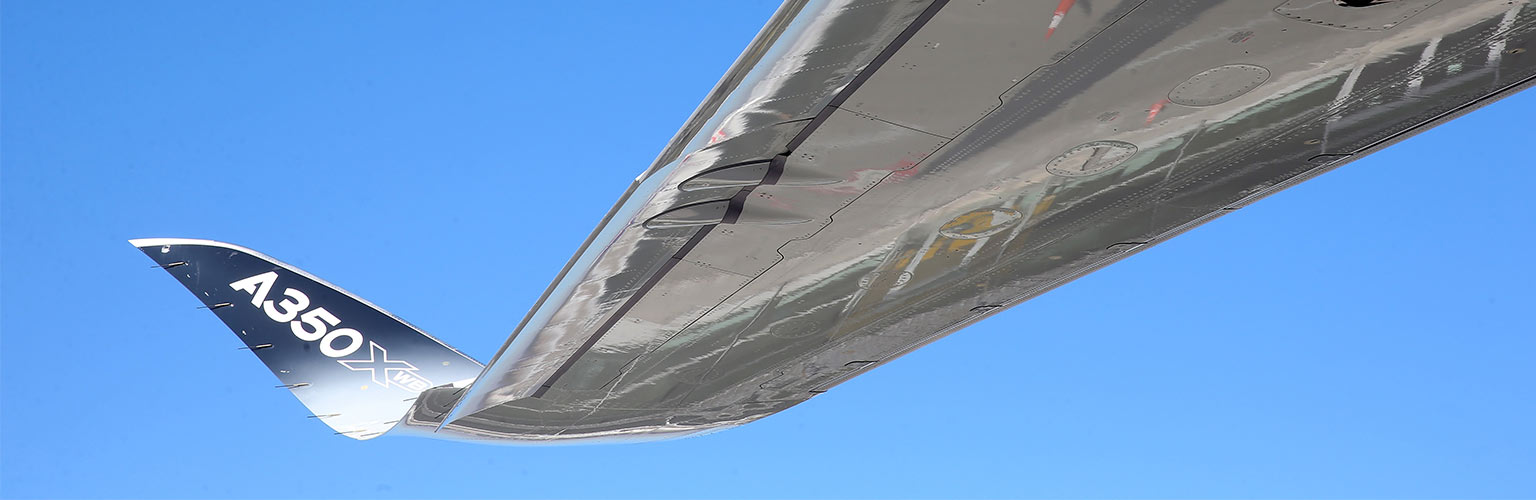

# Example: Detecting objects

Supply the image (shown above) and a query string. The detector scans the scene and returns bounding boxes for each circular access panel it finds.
[768,318,822,339]
[1045,140,1138,177]
[1169,64,1270,107]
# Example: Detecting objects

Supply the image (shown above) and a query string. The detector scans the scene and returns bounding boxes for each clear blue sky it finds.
[3,2,1534,499]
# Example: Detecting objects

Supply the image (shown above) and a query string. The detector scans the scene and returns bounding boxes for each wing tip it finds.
[129,237,253,252]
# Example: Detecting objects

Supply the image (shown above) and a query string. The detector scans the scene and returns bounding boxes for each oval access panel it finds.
[1169,64,1270,107]
[1045,141,1138,177]
[1275,0,1441,31]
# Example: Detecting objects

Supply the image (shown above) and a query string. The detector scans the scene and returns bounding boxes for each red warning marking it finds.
[810,154,924,195]
[887,156,921,181]
[1145,98,1171,126]
[1046,0,1077,40]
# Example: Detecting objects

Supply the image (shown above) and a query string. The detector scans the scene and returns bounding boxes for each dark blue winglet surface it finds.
[131,238,483,439]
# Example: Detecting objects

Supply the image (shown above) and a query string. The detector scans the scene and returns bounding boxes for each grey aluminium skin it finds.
[137,0,1536,443]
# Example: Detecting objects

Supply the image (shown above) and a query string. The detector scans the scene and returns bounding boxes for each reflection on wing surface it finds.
[401,0,1536,442]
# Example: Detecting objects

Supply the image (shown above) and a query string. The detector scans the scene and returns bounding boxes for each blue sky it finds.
[3,2,1534,499]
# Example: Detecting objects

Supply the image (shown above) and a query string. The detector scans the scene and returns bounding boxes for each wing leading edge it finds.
[135,0,1536,444]
[425,0,1536,442]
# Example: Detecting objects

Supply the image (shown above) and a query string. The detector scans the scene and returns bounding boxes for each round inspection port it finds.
[1168,64,1270,107]
[1046,140,1138,177]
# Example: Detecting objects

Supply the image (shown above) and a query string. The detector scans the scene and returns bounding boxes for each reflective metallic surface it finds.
[413,0,1536,442]
[405,0,1536,443]
[137,0,1536,444]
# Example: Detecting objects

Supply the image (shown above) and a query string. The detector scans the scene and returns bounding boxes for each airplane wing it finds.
[137,0,1536,443]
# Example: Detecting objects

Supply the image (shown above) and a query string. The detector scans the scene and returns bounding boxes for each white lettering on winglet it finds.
[228,272,433,392]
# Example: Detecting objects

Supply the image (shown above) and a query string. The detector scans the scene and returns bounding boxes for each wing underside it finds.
[412,0,1536,442]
